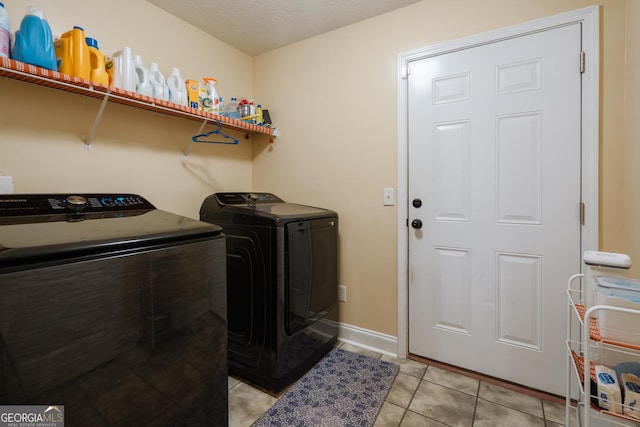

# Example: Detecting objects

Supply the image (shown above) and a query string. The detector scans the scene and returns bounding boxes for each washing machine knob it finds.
[65,195,88,208]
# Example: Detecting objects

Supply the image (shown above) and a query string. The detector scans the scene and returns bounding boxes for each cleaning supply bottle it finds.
[54,26,90,79]
[167,67,187,106]
[109,47,136,92]
[240,99,250,118]
[85,37,109,86]
[198,80,209,112]
[133,54,152,97]
[210,79,220,115]
[200,77,219,114]
[224,97,240,118]
[249,99,256,122]
[0,2,9,58]
[12,6,56,70]
[148,62,167,101]
[256,104,263,125]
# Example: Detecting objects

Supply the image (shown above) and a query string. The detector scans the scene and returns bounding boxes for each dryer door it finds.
[285,217,338,335]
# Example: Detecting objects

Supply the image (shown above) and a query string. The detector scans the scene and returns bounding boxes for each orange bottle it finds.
[85,37,109,86]
[54,26,90,80]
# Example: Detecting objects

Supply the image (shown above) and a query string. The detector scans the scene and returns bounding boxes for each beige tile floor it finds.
[228,342,572,427]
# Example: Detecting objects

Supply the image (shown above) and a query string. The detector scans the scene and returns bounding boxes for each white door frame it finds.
[396,6,599,359]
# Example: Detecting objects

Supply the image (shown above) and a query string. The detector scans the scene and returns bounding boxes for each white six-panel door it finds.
[407,23,582,395]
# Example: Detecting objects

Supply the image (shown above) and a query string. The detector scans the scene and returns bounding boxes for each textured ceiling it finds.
[146,0,422,56]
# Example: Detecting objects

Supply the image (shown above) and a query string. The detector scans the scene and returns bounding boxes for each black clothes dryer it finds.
[200,192,338,391]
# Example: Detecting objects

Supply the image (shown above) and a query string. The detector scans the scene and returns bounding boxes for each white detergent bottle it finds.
[148,62,167,101]
[167,67,187,106]
[133,54,152,97]
[110,47,136,92]
[0,2,9,58]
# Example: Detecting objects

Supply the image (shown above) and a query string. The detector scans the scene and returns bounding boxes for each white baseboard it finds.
[336,322,398,358]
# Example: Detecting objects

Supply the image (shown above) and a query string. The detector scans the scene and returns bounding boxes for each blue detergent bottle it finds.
[12,6,56,70]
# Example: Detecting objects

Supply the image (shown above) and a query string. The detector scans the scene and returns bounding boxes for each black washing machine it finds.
[200,192,338,391]
[0,194,228,426]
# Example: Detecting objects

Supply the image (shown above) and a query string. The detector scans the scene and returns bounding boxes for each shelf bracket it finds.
[183,119,210,160]
[85,88,112,151]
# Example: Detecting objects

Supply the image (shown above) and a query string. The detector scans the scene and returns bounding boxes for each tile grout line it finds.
[395,365,426,426]
[471,375,480,426]
[385,360,433,426]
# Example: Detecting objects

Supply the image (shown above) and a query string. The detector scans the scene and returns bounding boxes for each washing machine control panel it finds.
[0,193,155,219]
[54,194,152,211]
[215,192,284,206]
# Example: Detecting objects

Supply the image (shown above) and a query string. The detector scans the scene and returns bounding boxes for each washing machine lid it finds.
[0,193,222,266]
[224,202,335,219]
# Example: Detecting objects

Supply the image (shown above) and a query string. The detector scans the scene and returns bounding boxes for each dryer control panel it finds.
[214,192,284,206]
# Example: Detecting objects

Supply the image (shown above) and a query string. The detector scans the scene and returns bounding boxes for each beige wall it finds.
[252,0,631,337]
[1,0,635,343]
[626,1,640,275]
[0,0,259,219]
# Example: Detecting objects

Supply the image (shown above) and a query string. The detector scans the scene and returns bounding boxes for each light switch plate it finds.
[383,188,395,206]
[0,176,14,194]
[338,285,347,302]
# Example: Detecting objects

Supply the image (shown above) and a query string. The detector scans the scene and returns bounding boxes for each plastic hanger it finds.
[191,121,239,145]
[184,120,238,159]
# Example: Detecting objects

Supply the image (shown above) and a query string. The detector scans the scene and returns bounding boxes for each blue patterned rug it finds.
[253,348,400,427]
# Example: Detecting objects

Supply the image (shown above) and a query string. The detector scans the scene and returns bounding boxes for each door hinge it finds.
[580,202,585,225]
[402,66,410,79]
[580,51,585,73]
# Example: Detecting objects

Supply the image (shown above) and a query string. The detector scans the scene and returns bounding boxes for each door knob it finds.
[412,198,422,208]
[411,219,423,229]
